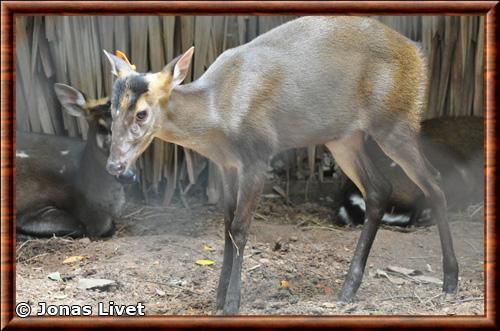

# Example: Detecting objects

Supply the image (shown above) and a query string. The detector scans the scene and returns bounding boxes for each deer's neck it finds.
[158,81,233,163]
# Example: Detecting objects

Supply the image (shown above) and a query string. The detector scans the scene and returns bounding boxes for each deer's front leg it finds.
[216,167,238,311]
[222,167,265,315]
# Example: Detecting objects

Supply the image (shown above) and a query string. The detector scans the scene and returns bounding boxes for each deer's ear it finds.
[54,83,88,118]
[103,49,135,78]
[162,46,194,87]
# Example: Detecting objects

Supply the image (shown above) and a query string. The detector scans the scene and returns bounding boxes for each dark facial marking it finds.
[111,79,126,110]
[126,75,149,110]
[111,75,149,112]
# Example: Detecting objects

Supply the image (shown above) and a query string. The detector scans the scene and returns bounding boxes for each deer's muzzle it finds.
[106,160,126,176]
[117,168,137,184]
[107,160,137,184]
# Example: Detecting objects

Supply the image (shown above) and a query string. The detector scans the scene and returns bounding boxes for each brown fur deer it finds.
[16,84,134,239]
[103,16,458,314]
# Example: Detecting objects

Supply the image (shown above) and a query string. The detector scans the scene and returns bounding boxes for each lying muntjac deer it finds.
[16,83,134,239]
[103,16,458,314]
[338,116,484,226]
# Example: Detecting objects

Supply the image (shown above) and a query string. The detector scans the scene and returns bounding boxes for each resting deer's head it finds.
[54,83,136,183]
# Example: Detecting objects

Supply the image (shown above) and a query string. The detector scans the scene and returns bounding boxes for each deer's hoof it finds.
[441,292,457,303]
[336,295,353,304]
[222,302,240,315]
[443,277,459,294]
[337,285,357,304]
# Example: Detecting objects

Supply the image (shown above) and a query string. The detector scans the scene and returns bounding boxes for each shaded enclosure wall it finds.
[16,16,484,204]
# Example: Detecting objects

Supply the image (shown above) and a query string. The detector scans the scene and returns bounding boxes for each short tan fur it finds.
[104,16,458,315]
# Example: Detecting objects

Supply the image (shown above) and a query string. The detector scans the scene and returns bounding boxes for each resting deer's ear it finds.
[163,46,194,87]
[103,49,135,78]
[54,83,88,118]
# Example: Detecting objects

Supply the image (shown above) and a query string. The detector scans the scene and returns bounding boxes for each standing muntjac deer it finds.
[16,83,134,239]
[103,16,458,314]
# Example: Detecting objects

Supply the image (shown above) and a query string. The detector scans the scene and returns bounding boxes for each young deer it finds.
[104,16,458,314]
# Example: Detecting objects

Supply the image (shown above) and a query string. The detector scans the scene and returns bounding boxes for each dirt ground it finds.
[16,197,484,316]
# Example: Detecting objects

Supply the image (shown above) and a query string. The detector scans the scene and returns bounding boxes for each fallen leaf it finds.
[156,289,166,297]
[203,245,215,252]
[280,280,289,288]
[62,255,84,264]
[195,259,215,266]
[48,272,61,281]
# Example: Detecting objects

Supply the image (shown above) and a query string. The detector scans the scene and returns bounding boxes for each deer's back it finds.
[200,16,427,152]
[16,131,84,214]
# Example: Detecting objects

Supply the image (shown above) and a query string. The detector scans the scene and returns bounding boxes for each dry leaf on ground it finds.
[195,259,215,266]
[62,255,84,264]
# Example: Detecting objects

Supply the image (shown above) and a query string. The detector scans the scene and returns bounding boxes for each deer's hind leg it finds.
[371,125,458,294]
[17,207,86,238]
[216,166,238,311]
[326,130,392,302]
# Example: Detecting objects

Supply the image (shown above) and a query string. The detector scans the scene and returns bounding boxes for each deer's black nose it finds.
[117,168,137,184]
[106,161,125,176]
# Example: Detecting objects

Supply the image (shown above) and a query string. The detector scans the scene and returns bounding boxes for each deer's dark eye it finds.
[136,110,148,121]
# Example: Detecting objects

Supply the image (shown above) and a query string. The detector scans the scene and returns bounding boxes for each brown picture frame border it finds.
[1,1,498,330]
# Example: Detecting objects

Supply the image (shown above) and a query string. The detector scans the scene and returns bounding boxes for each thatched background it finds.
[16,16,484,204]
